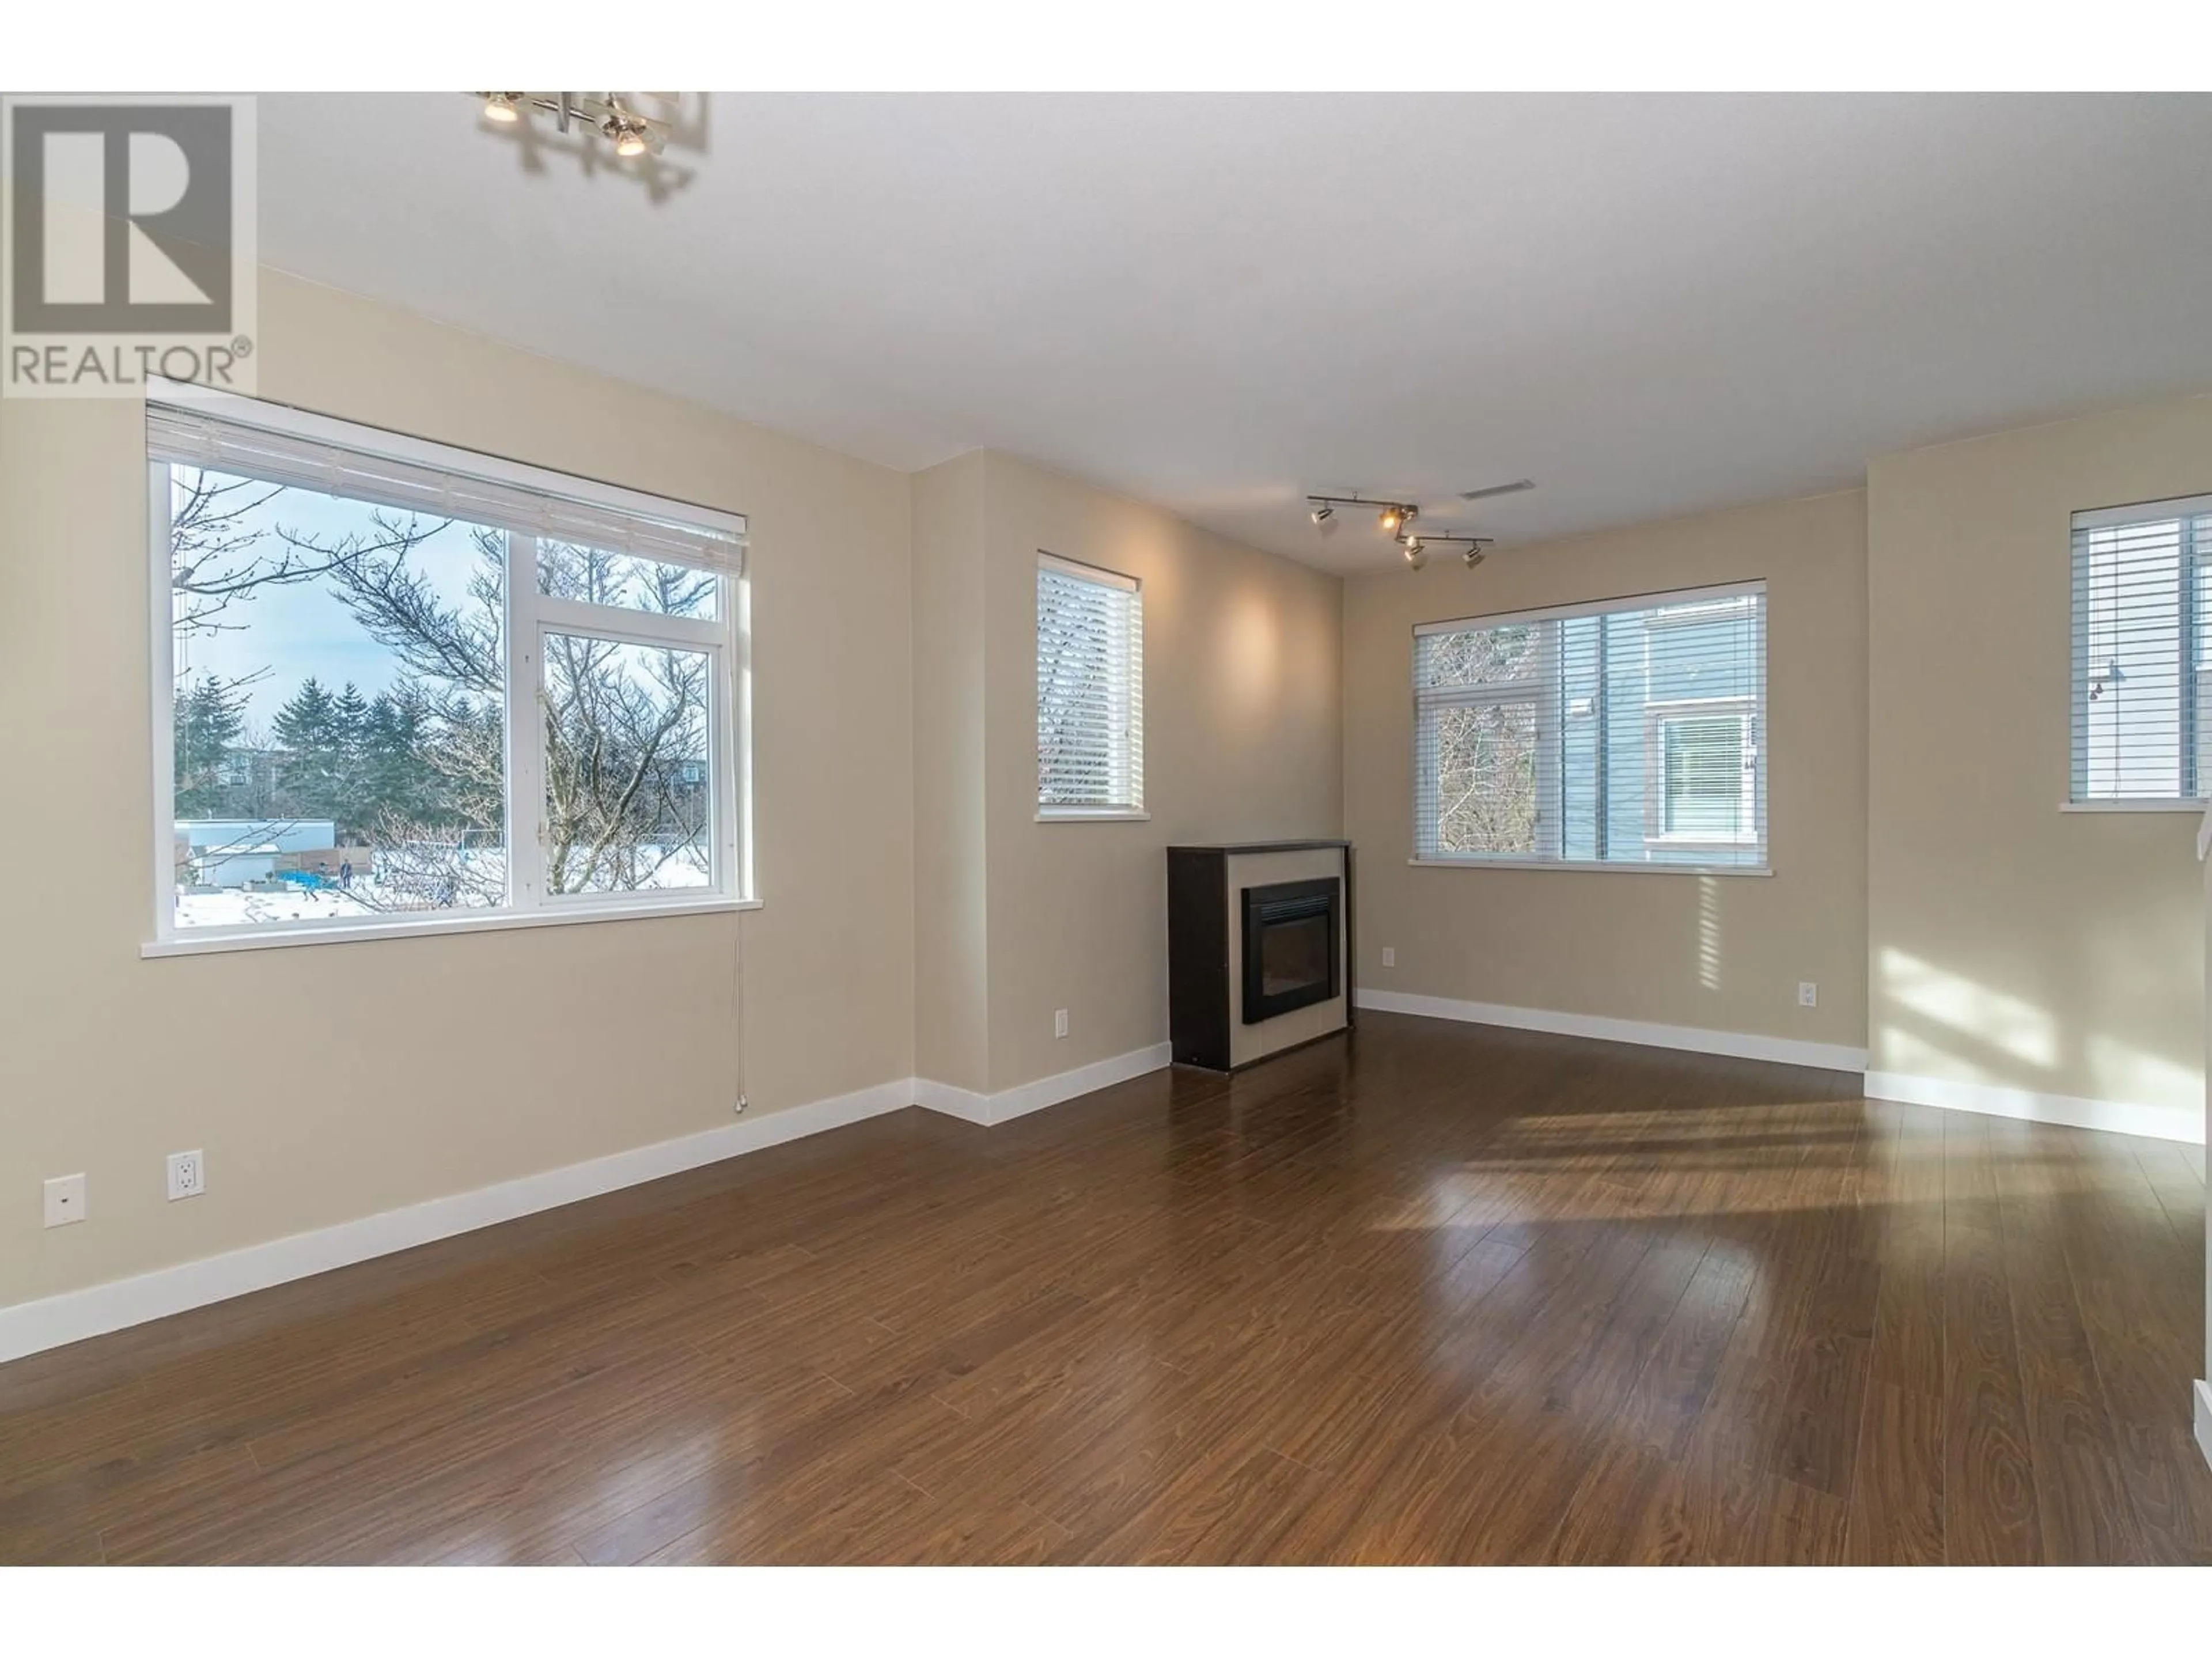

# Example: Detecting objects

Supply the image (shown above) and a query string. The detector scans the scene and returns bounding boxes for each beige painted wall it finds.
[0,271,916,1309]
[1867,396,2212,1114]
[975,453,1344,1092]
[1342,490,1870,1050]
[911,453,991,1093]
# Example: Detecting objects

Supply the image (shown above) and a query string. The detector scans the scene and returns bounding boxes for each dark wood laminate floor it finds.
[3,1012,2208,1565]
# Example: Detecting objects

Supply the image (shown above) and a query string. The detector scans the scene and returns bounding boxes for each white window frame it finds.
[143,385,755,957]
[1035,551,1147,822]
[1411,624,1561,861]
[1411,580,1770,876]
[1642,697,1760,849]
[2066,493,2212,812]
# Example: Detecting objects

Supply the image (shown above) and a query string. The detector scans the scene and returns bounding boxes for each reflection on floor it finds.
[2,1010,2207,1564]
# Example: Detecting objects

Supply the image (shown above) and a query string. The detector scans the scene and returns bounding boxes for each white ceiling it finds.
[256,92,2212,573]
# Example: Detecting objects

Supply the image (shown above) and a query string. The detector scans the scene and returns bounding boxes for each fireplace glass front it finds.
[1241,877,1340,1024]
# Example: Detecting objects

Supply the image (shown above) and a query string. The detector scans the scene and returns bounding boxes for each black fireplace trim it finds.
[1241,876,1341,1025]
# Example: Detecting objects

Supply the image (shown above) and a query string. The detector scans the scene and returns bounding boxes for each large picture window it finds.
[2070,495,2212,805]
[1414,582,1767,871]
[149,388,749,949]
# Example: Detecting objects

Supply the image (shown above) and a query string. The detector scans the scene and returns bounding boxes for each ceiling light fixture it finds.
[468,92,669,159]
[1305,488,1524,574]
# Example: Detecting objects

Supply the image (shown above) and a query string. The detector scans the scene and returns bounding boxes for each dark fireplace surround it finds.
[1240,877,1341,1024]
[1166,840,1353,1073]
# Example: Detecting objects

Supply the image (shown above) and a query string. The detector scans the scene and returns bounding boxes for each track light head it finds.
[604,112,651,157]
[483,92,522,124]
[1463,547,1486,570]
[1310,503,1334,526]
[1402,542,1427,571]
[1377,506,1401,535]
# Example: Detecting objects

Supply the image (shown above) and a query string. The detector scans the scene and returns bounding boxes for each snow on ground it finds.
[174,847,710,930]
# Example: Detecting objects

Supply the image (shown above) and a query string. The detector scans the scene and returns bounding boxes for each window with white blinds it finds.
[2070,495,2212,805]
[1036,552,1144,816]
[1413,582,1767,870]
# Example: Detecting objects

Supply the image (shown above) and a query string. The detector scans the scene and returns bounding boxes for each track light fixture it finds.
[1396,531,1494,570]
[469,92,668,158]
[1306,490,1511,574]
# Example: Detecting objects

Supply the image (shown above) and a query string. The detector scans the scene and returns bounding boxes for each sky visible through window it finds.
[175,471,487,729]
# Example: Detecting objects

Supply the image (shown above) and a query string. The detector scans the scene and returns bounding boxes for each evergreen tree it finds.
[361,684,434,826]
[271,676,340,819]
[173,676,247,819]
[330,682,372,832]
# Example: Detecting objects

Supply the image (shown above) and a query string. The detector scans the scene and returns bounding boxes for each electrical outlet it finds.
[166,1150,205,1202]
[1053,1009,1069,1040]
[43,1173,87,1228]
[1797,982,1818,1009]
[1381,947,1396,968]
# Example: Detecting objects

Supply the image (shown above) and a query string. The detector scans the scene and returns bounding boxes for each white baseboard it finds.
[911,1077,991,1125]
[0,1077,916,1366]
[1354,988,1868,1074]
[914,1042,1173,1128]
[1,1042,1184,1366]
[2195,1380,2212,1477]
[1864,1070,2206,1145]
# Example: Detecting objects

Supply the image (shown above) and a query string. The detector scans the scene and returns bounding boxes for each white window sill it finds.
[1408,857,1772,877]
[142,896,762,959]
[2059,799,2209,813]
[1036,808,1151,823]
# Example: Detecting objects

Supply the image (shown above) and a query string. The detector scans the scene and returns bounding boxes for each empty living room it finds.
[5,18,2211,1637]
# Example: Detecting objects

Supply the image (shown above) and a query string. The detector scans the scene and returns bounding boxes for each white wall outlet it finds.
[1797,982,1819,1008]
[166,1150,206,1202]
[43,1173,87,1228]
[1053,1009,1069,1040]
[1381,947,1396,968]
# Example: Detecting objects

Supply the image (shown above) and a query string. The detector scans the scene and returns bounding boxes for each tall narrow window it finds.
[1036,552,1145,817]
[1414,582,1767,870]
[2070,495,2212,805]
[149,388,749,947]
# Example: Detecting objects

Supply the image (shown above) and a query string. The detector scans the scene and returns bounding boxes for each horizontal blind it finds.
[2070,495,2212,802]
[1414,582,1766,868]
[147,403,745,576]
[1037,554,1143,810]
